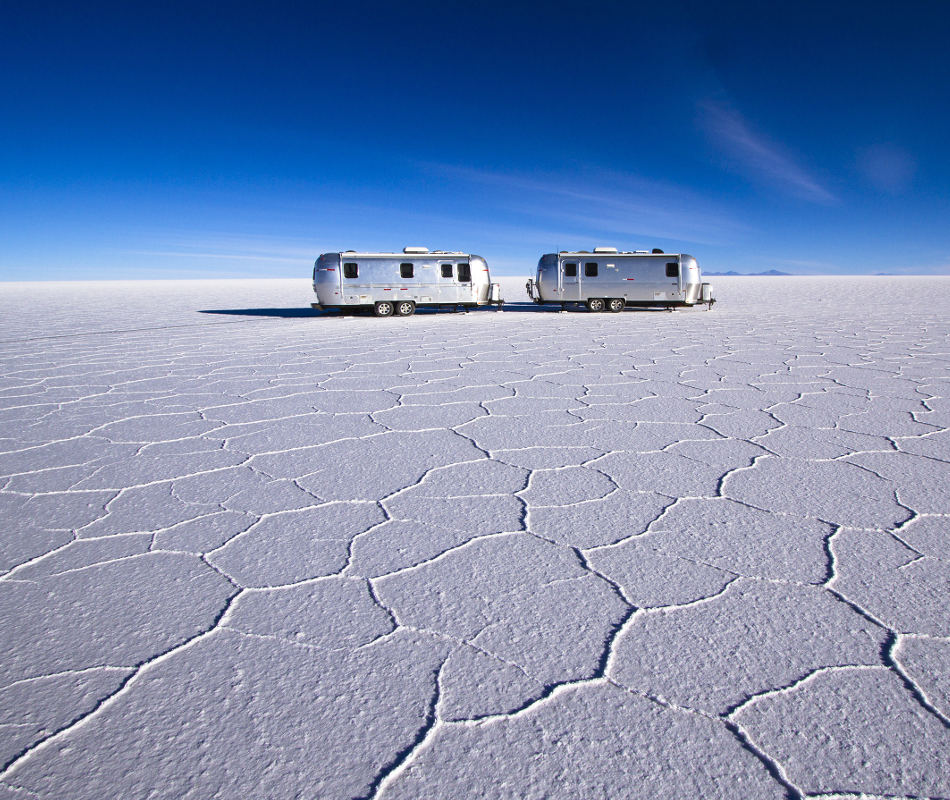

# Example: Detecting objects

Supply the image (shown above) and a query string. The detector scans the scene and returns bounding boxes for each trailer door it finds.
[561,260,580,300]
[661,259,681,301]
[437,262,457,302]
[456,261,474,303]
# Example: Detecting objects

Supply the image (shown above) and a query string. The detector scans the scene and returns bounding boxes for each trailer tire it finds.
[607,298,625,313]
[586,298,606,312]
[394,300,415,317]
[374,301,394,317]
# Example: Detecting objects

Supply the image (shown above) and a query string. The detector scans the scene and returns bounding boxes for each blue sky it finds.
[2,0,949,279]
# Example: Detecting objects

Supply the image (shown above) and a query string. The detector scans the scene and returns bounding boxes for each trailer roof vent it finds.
[403,246,429,254]
[593,247,618,253]
[634,250,649,254]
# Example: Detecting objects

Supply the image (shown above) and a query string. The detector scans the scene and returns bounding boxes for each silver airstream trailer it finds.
[525,248,715,311]
[312,247,502,316]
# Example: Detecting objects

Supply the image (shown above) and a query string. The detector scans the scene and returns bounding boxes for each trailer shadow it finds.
[199,307,329,318]
[198,302,691,318]
[197,305,545,318]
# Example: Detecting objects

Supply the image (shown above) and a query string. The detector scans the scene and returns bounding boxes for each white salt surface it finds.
[1,275,948,798]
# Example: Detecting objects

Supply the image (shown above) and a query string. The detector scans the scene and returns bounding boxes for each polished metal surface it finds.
[313,251,494,309]
[530,251,712,308]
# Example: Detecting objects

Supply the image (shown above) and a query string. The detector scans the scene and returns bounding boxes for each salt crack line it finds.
[715,451,774,496]
[0,533,80,582]
[581,495,688,552]
[723,664,887,719]
[448,676,608,729]
[363,531,519,581]
[60,457,256,497]
[623,576,743,617]
[0,666,134,694]
[820,525,843,586]
[4,552,159,581]
[359,657,448,800]
[202,500,378,558]
[807,792,950,800]
[724,717,805,800]
[571,546,638,608]
[0,586,244,780]
[884,632,950,729]
[0,316,284,345]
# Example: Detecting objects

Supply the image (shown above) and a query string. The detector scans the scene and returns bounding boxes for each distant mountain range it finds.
[705,269,792,276]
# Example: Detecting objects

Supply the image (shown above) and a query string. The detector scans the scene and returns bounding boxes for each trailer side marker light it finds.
[626,278,635,281]
[326,268,336,271]
[400,288,408,290]
[383,288,391,291]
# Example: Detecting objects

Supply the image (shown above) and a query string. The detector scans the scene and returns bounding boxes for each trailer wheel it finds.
[394,300,415,317]
[374,301,394,317]
[607,298,625,313]
[586,298,606,312]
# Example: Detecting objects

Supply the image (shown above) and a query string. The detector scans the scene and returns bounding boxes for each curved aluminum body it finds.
[530,252,710,307]
[313,251,494,309]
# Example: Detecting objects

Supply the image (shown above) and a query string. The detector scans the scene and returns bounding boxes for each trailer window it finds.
[665,262,679,278]
[457,262,471,282]
[585,262,598,277]
[564,262,577,277]
[400,263,414,278]
[343,262,358,279]
[440,264,453,278]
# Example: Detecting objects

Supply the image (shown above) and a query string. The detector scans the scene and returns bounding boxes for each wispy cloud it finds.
[699,100,837,205]
[129,250,305,263]
[122,232,320,266]
[113,174,747,278]
[426,163,748,247]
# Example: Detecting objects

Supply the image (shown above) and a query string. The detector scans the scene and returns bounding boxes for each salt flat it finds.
[0,276,948,799]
